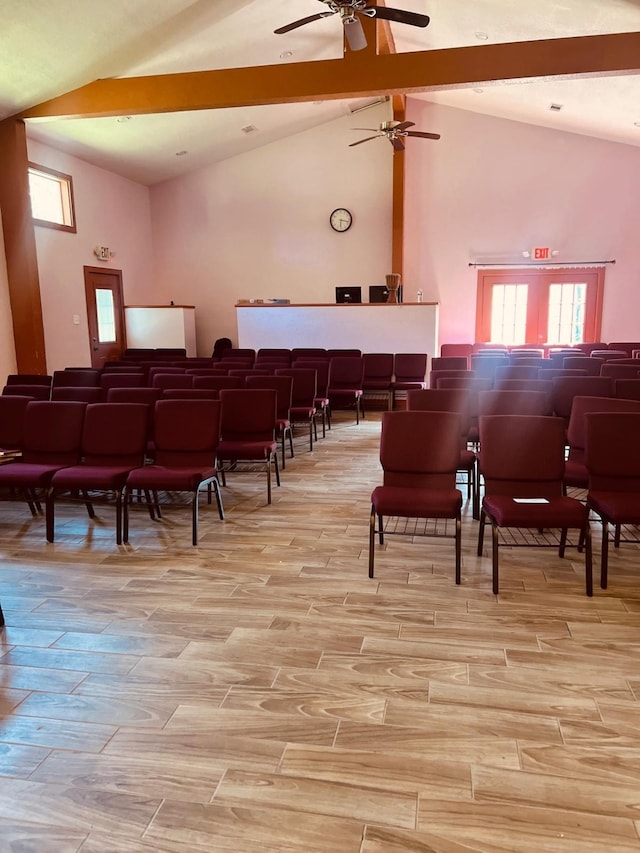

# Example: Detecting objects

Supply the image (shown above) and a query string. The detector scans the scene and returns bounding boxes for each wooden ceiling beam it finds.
[19,31,640,121]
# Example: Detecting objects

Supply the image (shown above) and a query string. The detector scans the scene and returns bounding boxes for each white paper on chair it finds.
[513,498,549,503]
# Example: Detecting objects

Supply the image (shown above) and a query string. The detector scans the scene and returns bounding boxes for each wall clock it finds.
[330,208,352,232]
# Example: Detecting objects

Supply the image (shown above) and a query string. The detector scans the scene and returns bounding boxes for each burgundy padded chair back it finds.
[291,348,328,361]
[608,342,640,357]
[328,356,364,389]
[22,401,86,464]
[100,373,145,389]
[220,348,255,365]
[154,348,187,360]
[0,395,31,450]
[567,395,640,454]
[193,375,243,391]
[393,353,427,383]
[256,348,291,364]
[406,388,470,434]
[363,353,394,382]
[551,376,615,420]
[479,414,566,497]
[440,343,473,361]
[493,379,553,396]
[380,410,461,489]
[6,374,52,386]
[614,379,640,400]
[429,369,473,389]
[2,384,51,400]
[478,389,551,417]
[431,356,469,372]
[585,412,640,489]
[80,403,149,466]
[600,363,640,379]
[147,366,186,384]
[562,357,603,375]
[151,373,195,390]
[152,399,221,466]
[292,360,329,396]
[246,375,293,420]
[52,369,101,388]
[219,389,277,441]
[275,368,317,406]
[161,389,219,400]
[185,369,227,376]
[227,369,271,380]
[51,386,104,403]
[105,387,162,406]
[493,365,541,382]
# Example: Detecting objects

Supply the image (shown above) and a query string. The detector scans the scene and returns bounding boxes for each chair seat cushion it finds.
[483,494,588,528]
[0,462,69,487]
[218,440,277,461]
[371,485,462,519]
[588,491,640,524]
[127,465,217,491]
[51,465,135,490]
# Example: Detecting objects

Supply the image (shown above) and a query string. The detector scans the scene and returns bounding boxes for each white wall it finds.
[26,139,155,371]
[150,103,393,355]
[403,99,640,345]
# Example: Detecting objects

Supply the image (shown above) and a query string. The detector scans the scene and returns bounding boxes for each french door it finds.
[475,268,604,346]
[84,266,126,368]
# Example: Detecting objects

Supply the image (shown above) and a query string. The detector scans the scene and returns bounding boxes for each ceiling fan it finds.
[274,1,430,52]
[350,120,441,151]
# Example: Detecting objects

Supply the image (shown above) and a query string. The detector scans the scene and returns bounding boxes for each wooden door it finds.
[84,266,126,368]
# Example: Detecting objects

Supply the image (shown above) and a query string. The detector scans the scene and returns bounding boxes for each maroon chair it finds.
[217,389,280,504]
[493,365,542,382]
[154,348,187,360]
[429,369,473,389]
[256,348,291,365]
[52,369,101,388]
[391,353,428,404]
[100,372,145,389]
[328,349,362,359]
[151,373,195,390]
[227,369,271,380]
[219,348,255,367]
[105,387,162,459]
[327,356,365,424]
[0,395,31,456]
[5,374,52,386]
[477,389,551,417]
[184,368,227,377]
[537,368,589,380]
[124,399,224,545]
[564,395,640,492]
[275,368,318,451]
[0,401,86,519]
[477,414,592,596]
[614,379,640,401]
[406,388,477,519]
[193,375,243,392]
[493,378,553,399]
[2,384,51,400]
[562,356,604,375]
[291,348,328,361]
[431,356,469,372]
[292,359,331,435]
[470,354,509,382]
[362,353,394,411]
[551,376,615,424]
[608,342,640,357]
[51,386,104,403]
[440,343,473,363]
[369,411,463,582]
[46,403,149,544]
[246,375,294,468]
[585,412,640,589]
[161,388,219,400]
[600,363,640,379]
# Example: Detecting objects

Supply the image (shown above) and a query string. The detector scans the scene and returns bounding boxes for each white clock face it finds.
[330,208,352,232]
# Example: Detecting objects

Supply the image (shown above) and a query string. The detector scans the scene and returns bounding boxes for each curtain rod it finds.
[468,259,616,268]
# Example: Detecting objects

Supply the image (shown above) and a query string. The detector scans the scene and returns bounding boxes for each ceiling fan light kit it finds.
[274,1,430,52]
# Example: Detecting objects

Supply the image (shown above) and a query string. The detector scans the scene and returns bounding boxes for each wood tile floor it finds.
[1,413,640,851]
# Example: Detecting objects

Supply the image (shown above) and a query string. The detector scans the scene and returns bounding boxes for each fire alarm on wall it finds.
[93,245,112,261]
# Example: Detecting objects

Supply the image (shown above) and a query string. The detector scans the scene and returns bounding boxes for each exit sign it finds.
[532,246,551,260]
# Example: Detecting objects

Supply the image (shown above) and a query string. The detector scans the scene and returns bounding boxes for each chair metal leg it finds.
[584,525,593,597]
[614,524,621,548]
[368,506,376,578]
[266,458,272,504]
[558,528,568,557]
[288,427,295,457]
[45,487,55,543]
[212,478,224,520]
[378,513,384,545]
[477,508,486,555]
[491,522,500,595]
[115,489,124,545]
[601,519,609,589]
[191,489,199,546]
[455,515,462,584]
[0,602,4,627]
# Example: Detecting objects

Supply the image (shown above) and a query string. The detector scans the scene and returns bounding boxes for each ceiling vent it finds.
[241,124,259,134]
[348,97,388,115]
[549,103,563,112]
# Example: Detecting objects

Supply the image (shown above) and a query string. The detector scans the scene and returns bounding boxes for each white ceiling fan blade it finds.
[344,18,367,51]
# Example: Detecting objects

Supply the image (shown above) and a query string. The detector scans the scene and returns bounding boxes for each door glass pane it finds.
[547,282,586,345]
[490,284,527,345]
[96,288,116,343]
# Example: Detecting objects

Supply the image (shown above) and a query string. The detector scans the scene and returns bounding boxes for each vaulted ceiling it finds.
[2,0,639,185]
